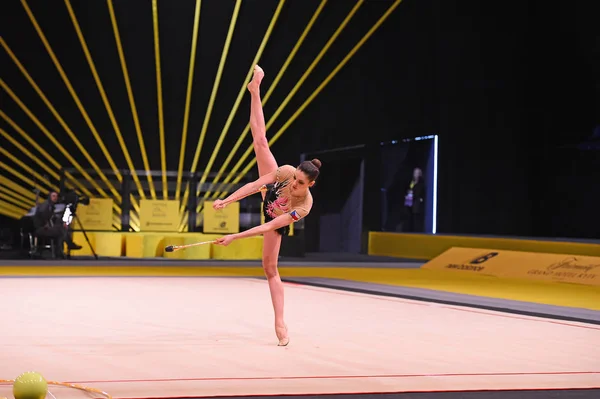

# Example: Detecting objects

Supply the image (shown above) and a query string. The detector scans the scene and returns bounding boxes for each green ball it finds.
[13,372,47,399]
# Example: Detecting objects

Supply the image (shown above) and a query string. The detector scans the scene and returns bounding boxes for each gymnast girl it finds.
[212,65,321,346]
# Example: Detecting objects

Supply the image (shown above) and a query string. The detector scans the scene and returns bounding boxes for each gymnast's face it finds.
[290,169,314,195]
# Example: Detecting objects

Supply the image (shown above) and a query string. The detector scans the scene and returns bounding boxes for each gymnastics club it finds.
[164,240,216,252]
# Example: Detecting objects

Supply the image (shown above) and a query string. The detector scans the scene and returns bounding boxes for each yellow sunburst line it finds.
[0,161,39,190]
[0,128,61,182]
[106,0,154,202]
[0,147,59,193]
[0,185,34,210]
[175,0,202,202]
[0,112,98,206]
[64,0,149,210]
[177,0,242,224]
[0,175,37,201]
[152,0,167,200]
[18,1,125,204]
[0,199,29,217]
[0,207,23,219]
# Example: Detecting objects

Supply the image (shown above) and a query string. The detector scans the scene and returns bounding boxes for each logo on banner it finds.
[75,198,113,231]
[469,252,499,264]
[139,199,180,231]
[444,251,499,272]
[528,256,600,281]
[423,247,600,286]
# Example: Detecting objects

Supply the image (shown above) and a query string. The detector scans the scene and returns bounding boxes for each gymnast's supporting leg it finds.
[248,65,289,345]
[262,230,288,346]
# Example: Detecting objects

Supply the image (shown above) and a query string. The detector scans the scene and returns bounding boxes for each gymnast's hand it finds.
[214,235,235,246]
[213,199,226,210]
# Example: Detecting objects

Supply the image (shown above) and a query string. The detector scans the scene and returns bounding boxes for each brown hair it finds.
[298,158,321,181]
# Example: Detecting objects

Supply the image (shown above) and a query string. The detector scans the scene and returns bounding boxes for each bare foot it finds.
[276,324,289,346]
[247,65,264,93]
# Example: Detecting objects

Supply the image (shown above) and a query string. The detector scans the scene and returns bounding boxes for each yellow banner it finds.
[423,247,600,286]
[75,198,114,231]
[139,199,180,231]
[203,201,239,234]
[260,202,293,235]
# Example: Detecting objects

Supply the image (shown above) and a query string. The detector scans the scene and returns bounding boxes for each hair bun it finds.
[311,158,322,169]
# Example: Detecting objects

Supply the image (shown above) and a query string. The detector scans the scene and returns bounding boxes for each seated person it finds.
[33,191,81,256]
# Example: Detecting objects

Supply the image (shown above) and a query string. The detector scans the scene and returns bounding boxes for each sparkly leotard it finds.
[262,165,313,236]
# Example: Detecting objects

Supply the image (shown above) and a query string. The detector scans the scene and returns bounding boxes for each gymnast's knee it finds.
[253,135,269,149]
[262,259,279,279]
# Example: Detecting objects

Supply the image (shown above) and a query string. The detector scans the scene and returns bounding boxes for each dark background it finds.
[1,0,598,240]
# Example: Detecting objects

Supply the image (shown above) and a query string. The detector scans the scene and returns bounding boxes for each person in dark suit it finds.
[404,167,425,232]
[33,191,81,257]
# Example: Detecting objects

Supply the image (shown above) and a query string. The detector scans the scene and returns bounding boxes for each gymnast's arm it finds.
[216,214,293,245]
[217,169,277,208]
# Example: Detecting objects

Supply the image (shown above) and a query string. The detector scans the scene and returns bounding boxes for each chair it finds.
[19,216,56,259]
[31,235,56,259]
